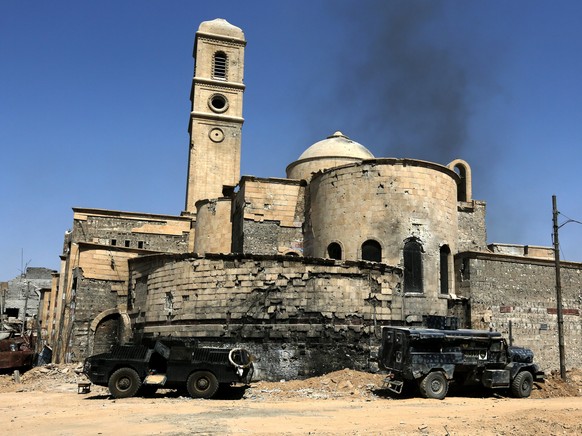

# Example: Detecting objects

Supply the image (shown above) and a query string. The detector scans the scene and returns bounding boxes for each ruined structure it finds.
[42,18,582,380]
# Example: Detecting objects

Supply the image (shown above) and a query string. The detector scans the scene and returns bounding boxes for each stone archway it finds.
[87,309,132,356]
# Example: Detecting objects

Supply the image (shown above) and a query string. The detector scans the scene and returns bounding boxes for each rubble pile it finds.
[0,363,90,393]
[245,368,386,401]
[0,364,581,400]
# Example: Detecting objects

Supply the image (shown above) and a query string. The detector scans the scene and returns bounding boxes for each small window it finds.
[404,239,423,293]
[213,51,227,80]
[440,245,451,294]
[327,242,342,260]
[124,240,130,248]
[138,241,144,249]
[111,239,117,246]
[362,240,382,262]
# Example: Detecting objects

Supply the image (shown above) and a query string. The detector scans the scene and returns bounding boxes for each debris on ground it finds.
[0,364,580,400]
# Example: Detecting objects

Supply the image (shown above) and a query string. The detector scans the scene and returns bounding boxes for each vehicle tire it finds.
[511,371,533,398]
[108,367,141,399]
[187,371,219,399]
[419,371,449,400]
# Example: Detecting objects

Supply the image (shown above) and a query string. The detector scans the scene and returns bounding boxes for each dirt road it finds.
[1,366,581,435]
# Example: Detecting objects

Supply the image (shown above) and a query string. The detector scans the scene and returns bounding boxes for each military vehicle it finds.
[82,338,254,399]
[379,324,544,399]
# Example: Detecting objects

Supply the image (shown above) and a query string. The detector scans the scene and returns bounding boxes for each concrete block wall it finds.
[455,252,582,372]
[129,253,402,380]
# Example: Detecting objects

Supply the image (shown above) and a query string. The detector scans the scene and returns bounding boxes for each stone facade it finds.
[46,209,191,362]
[43,18,582,378]
[129,253,401,380]
[456,250,582,372]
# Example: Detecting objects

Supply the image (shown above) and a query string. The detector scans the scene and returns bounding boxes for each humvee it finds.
[379,326,544,399]
[82,338,254,399]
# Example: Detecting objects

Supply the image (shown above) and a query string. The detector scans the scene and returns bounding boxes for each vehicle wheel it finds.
[108,368,141,399]
[187,371,219,399]
[419,371,449,400]
[511,371,533,398]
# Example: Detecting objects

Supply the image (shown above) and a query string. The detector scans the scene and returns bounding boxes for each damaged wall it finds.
[129,253,403,380]
[232,177,306,255]
[455,251,582,372]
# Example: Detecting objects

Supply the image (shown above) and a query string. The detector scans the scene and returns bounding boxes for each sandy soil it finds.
[1,365,582,435]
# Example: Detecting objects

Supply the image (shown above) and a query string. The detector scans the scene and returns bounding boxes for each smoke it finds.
[312,0,499,165]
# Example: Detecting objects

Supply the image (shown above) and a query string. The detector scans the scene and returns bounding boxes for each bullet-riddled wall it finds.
[129,253,402,380]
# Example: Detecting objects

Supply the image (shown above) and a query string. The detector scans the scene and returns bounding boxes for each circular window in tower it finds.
[209,128,225,143]
[208,93,229,113]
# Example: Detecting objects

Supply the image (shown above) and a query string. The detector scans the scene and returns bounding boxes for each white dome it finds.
[297,131,374,160]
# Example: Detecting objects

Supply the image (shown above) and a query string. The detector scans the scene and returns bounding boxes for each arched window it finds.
[327,242,342,260]
[440,245,451,294]
[213,51,227,80]
[404,239,423,293]
[448,159,472,202]
[362,239,382,262]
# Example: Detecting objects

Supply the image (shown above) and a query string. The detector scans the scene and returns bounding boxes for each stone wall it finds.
[306,159,459,305]
[233,177,305,255]
[194,198,232,254]
[455,251,582,372]
[457,200,487,252]
[72,208,191,253]
[128,253,402,380]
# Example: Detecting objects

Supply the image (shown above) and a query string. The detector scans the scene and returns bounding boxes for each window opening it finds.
[327,242,342,260]
[213,51,227,80]
[404,239,423,293]
[362,240,382,262]
[440,245,451,294]
[124,240,130,248]
[111,239,117,246]
[138,241,144,249]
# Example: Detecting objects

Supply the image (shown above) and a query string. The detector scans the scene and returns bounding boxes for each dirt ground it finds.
[1,365,582,435]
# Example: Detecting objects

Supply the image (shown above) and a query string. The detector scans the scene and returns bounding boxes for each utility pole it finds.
[552,195,567,380]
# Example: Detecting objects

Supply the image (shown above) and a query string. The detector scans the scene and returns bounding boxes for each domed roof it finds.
[198,18,245,40]
[297,132,374,161]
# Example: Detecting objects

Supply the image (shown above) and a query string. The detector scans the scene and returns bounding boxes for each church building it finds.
[41,19,582,380]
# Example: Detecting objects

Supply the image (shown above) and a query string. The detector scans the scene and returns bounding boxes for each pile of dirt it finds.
[245,368,386,400]
[530,369,582,398]
[0,363,90,393]
[1,364,581,400]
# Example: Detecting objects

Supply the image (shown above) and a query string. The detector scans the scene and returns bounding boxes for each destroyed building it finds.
[40,18,582,380]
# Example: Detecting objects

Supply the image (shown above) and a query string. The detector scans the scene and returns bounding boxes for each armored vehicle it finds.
[379,326,544,399]
[82,338,253,399]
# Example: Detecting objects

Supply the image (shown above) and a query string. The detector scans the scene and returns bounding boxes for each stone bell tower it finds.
[184,18,246,215]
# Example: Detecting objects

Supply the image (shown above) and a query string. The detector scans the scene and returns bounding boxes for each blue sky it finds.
[2,0,582,280]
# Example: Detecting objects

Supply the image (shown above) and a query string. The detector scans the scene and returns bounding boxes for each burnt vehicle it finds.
[0,334,35,371]
[82,338,253,399]
[379,325,544,400]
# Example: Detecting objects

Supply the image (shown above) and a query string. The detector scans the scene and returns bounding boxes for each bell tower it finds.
[184,18,245,215]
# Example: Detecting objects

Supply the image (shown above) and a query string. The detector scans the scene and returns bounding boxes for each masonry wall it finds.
[456,252,582,372]
[457,200,488,252]
[305,159,459,318]
[232,177,306,255]
[129,253,402,380]
[194,198,232,254]
[72,208,191,253]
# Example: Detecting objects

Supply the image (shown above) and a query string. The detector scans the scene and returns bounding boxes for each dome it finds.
[198,18,245,40]
[286,132,375,181]
[297,131,374,161]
